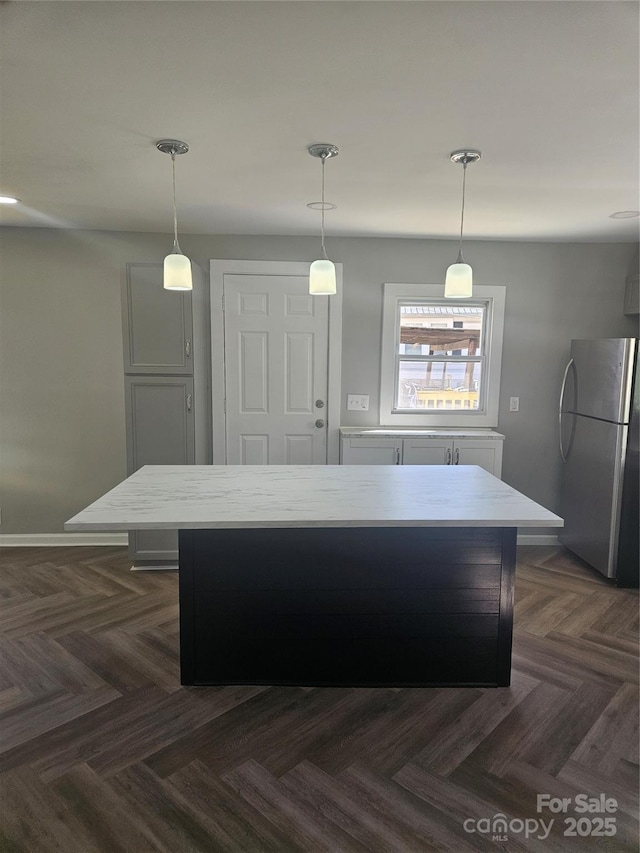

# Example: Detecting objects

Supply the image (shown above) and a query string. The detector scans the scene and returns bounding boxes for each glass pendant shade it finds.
[444,262,472,298]
[164,251,193,291]
[309,258,337,295]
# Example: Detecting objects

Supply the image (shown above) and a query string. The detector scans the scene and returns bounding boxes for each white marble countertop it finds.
[340,428,505,439]
[65,465,562,530]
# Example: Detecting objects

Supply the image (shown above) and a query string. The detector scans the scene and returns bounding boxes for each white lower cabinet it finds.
[402,439,452,466]
[341,435,503,478]
[454,440,502,475]
[339,438,402,465]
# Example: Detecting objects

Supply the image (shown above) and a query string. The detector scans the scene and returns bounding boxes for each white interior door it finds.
[223,273,329,464]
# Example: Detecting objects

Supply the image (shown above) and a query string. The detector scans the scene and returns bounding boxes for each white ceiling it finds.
[1,0,639,242]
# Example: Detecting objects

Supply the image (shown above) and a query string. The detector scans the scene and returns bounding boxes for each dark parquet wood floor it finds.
[0,545,637,852]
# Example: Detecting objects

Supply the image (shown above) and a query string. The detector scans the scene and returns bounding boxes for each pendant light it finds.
[444,149,481,299]
[307,143,339,295]
[156,139,193,291]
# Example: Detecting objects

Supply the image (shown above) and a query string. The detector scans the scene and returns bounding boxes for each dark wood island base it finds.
[179,526,516,688]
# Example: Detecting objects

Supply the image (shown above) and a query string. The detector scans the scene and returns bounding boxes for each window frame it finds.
[379,283,506,427]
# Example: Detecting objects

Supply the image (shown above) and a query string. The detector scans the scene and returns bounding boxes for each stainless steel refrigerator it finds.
[559,338,639,587]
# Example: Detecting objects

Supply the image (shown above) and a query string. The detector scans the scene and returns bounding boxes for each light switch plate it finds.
[347,394,370,411]
[509,396,520,412]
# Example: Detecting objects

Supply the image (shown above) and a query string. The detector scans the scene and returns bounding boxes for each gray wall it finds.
[0,226,637,535]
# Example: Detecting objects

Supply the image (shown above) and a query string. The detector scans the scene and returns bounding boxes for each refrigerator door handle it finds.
[559,358,575,462]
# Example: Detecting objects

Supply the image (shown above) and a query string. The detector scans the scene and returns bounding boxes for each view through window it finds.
[395,303,486,411]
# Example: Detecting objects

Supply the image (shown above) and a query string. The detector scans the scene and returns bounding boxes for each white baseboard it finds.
[1,533,559,548]
[0,533,128,547]
[517,535,560,546]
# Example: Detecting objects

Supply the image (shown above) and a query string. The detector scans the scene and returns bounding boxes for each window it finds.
[380,284,506,427]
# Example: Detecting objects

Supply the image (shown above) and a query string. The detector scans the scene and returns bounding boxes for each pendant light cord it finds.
[171,151,181,254]
[456,161,468,263]
[320,154,328,260]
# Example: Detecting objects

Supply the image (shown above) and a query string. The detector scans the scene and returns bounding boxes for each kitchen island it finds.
[65,465,563,687]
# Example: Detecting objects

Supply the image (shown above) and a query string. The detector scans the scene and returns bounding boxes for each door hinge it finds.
[221,294,225,310]
[223,397,227,413]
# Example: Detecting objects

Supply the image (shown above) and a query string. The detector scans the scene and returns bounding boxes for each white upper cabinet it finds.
[122,262,195,374]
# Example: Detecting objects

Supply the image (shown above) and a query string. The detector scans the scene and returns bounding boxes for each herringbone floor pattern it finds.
[0,545,637,852]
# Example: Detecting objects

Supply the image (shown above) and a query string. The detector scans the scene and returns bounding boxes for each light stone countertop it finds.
[340,428,505,439]
[65,465,562,531]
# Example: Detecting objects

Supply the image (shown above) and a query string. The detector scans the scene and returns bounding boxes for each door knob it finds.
[315,419,325,428]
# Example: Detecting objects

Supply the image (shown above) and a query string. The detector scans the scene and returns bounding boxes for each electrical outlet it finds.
[347,394,370,411]
[509,396,520,412]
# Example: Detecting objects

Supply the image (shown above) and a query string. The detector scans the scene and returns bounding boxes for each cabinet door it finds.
[454,440,502,477]
[125,376,195,471]
[123,263,194,374]
[341,438,401,465]
[403,439,452,465]
[129,529,179,565]
[124,376,195,561]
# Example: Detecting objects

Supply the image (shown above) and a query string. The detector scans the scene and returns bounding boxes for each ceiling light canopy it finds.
[308,143,339,295]
[157,139,192,292]
[444,149,481,299]
[609,210,640,219]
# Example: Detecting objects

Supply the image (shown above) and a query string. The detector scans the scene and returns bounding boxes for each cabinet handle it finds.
[446,448,452,465]
[454,448,460,465]
[396,447,401,465]
[186,394,192,412]
[185,339,192,359]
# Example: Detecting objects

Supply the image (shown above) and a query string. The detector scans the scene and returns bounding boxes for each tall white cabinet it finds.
[121,262,210,565]
[340,429,504,478]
